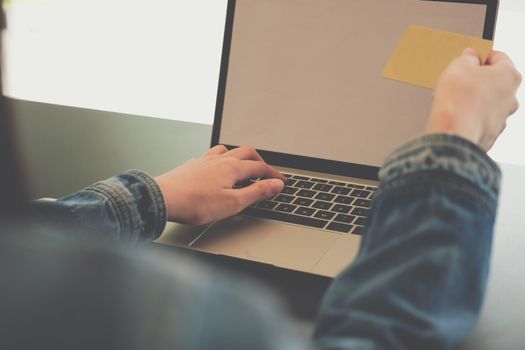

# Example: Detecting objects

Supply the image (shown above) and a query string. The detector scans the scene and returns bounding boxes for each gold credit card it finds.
[383,25,493,89]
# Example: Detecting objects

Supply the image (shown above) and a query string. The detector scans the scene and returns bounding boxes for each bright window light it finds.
[489,3,525,166]
[4,0,227,125]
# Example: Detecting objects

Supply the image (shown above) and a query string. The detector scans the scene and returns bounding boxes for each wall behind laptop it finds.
[489,1,525,166]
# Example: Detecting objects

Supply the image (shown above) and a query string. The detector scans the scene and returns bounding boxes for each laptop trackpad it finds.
[192,216,339,272]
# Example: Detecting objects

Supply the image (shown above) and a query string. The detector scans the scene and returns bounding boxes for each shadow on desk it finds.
[151,242,332,322]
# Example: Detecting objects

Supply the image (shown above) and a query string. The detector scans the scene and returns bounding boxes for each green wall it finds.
[11,98,212,198]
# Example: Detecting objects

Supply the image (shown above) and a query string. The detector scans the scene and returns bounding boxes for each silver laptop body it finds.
[157,0,498,277]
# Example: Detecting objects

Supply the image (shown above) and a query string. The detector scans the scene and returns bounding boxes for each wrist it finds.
[424,106,483,148]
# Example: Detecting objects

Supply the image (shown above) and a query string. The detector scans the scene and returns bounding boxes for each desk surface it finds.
[459,163,525,349]
[15,99,525,349]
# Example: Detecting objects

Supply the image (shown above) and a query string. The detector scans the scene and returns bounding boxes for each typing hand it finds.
[155,146,285,225]
[425,48,522,151]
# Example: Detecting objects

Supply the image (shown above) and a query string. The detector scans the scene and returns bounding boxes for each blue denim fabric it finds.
[313,134,500,350]
[32,170,166,244]
[6,133,499,349]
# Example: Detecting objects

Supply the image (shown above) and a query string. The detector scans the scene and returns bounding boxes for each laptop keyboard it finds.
[239,174,378,235]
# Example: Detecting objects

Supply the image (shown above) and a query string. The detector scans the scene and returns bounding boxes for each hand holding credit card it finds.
[383,25,494,89]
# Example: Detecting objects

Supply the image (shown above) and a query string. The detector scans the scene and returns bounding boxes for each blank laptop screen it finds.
[218,0,488,167]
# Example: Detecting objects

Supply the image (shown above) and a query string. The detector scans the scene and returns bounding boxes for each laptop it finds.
[157,0,499,277]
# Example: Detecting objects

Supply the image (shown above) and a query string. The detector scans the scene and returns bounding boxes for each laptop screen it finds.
[215,0,496,176]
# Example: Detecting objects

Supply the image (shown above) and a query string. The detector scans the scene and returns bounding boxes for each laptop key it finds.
[329,180,346,186]
[327,222,353,233]
[354,199,371,208]
[365,186,378,191]
[312,201,333,210]
[297,190,316,198]
[275,204,297,213]
[296,181,315,189]
[334,214,356,224]
[257,201,278,210]
[311,178,329,183]
[285,179,297,187]
[334,196,354,205]
[332,204,352,214]
[313,184,333,192]
[351,189,371,198]
[282,186,299,195]
[243,207,328,229]
[274,194,295,203]
[295,207,316,216]
[347,184,365,189]
[352,207,370,217]
[293,175,310,180]
[332,186,351,195]
[293,198,314,207]
[354,217,367,226]
[315,210,336,220]
[352,225,365,235]
[315,192,335,201]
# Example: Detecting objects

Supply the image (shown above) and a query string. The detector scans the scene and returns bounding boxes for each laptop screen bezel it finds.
[211,0,499,181]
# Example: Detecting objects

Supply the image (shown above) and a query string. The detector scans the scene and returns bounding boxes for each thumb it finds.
[461,47,482,65]
[232,179,284,209]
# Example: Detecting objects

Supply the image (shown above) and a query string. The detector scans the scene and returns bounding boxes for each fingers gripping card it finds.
[383,25,493,89]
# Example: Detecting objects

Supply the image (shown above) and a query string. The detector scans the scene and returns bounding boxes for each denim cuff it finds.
[88,170,167,242]
[379,134,501,199]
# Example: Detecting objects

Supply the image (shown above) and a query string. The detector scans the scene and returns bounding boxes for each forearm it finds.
[313,134,500,350]
[31,170,167,244]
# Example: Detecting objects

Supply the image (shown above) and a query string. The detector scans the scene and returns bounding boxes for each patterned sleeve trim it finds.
[125,170,167,240]
[379,133,501,197]
[87,170,167,243]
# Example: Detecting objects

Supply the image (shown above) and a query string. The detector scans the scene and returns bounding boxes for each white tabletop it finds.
[460,162,525,349]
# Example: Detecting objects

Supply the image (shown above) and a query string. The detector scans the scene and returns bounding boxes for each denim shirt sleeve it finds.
[313,134,501,350]
[31,170,167,244]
